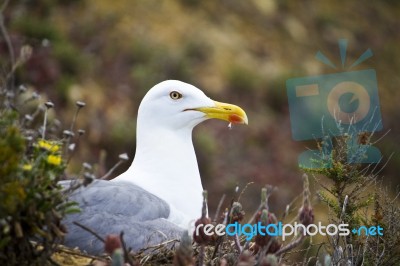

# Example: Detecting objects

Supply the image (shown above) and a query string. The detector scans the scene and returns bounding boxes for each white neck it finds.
[114,122,204,226]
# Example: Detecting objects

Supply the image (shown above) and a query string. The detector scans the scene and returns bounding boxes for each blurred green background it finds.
[2,0,400,215]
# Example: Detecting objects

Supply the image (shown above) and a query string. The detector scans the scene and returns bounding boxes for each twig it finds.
[333,195,348,248]
[0,0,15,93]
[198,245,205,266]
[213,194,226,223]
[42,104,50,139]
[70,103,83,131]
[339,195,349,222]
[212,205,230,259]
[302,234,315,264]
[100,160,124,180]
[237,182,254,202]
[240,186,277,257]
[54,246,108,262]
[256,244,268,265]
[119,231,135,266]
[212,197,235,258]
[276,176,311,258]
[138,238,179,253]
[73,221,105,243]
[370,129,391,145]
[66,131,86,166]
[211,236,223,260]
[198,191,208,265]
[280,192,302,221]
[275,234,306,256]
[246,203,263,227]
[246,185,276,225]
[64,101,85,158]
[314,242,326,261]
[233,234,243,253]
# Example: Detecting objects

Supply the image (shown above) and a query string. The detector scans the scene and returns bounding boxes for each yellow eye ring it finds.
[170,91,182,100]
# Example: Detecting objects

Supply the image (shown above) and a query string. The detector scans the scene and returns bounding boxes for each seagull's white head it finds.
[138,80,248,131]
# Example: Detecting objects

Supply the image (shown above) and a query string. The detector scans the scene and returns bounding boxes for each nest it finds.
[50,237,242,266]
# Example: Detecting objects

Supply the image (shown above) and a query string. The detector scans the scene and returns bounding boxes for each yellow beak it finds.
[193,101,248,125]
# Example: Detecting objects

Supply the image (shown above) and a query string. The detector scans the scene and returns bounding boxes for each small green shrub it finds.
[0,109,77,265]
[303,130,400,265]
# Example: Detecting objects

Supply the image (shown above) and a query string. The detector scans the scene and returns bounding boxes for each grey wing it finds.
[61,180,183,254]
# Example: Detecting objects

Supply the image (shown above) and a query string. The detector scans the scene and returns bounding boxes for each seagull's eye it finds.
[170,91,183,100]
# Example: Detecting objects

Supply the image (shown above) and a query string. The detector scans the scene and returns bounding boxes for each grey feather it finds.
[61,180,184,254]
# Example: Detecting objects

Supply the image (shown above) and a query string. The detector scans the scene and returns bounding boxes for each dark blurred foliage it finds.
[2,0,400,217]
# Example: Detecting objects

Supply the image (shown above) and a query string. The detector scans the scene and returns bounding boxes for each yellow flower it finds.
[37,139,60,153]
[46,155,62,166]
[22,164,32,171]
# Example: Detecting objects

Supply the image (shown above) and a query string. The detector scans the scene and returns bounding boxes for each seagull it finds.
[62,80,248,254]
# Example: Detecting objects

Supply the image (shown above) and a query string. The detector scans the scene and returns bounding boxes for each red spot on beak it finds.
[229,114,244,124]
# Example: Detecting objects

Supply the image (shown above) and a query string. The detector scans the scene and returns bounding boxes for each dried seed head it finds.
[68,143,76,151]
[192,216,215,245]
[83,172,95,186]
[45,101,54,109]
[63,130,75,138]
[193,189,216,245]
[261,254,279,266]
[76,101,86,108]
[298,205,314,226]
[42,38,50,47]
[358,132,370,145]
[230,202,245,223]
[20,45,33,63]
[53,119,61,127]
[302,174,310,207]
[118,153,129,161]
[261,209,269,224]
[104,234,121,254]
[254,210,280,248]
[174,231,194,266]
[6,91,14,98]
[18,85,27,93]
[24,114,33,121]
[78,129,85,136]
[261,187,267,204]
[299,174,313,227]
[238,250,256,265]
[201,190,208,218]
[32,91,40,99]
[82,162,92,170]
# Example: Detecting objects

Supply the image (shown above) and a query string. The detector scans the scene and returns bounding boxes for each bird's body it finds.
[63,80,247,254]
[63,181,183,254]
